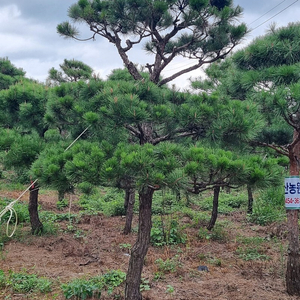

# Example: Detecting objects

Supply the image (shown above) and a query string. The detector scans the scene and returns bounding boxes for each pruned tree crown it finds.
[57,0,247,86]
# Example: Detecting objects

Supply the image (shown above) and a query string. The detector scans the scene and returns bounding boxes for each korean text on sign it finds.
[285,176,300,209]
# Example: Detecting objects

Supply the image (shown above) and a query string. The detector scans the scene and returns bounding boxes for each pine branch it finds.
[251,141,289,156]
[124,124,141,138]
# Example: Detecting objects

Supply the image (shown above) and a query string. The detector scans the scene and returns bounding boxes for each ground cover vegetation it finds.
[0,182,293,299]
[0,1,298,299]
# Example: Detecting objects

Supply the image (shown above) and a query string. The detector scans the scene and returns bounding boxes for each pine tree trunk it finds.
[125,186,154,300]
[247,185,254,214]
[286,130,300,295]
[286,209,300,295]
[58,190,65,202]
[123,187,135,235]
[207,186,220,231]
[139,123,154,145]
[28,184,43,235]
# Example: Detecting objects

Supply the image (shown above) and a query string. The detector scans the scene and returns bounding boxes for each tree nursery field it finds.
[0,183,297,300]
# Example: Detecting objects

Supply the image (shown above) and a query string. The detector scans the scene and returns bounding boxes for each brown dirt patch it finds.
[0,190,299,300]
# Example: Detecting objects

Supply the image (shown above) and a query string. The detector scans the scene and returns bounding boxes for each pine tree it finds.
[0,80,48,137]
[195,23,300,296]
[0,57,25,90]
[46,59,93,86]
[57,0,247,86]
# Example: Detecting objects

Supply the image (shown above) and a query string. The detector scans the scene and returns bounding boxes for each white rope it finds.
[0,179,38,237]
[0,124,91,237]
[64,125,91,152]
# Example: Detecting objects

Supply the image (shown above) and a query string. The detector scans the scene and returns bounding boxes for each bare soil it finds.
[0,189,300,300]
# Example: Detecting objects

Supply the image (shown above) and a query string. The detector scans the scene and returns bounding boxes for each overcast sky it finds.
[0,0,299,89]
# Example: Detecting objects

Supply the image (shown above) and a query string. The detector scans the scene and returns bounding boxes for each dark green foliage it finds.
[45,79,126,145]
[0,81,48,136]
[234,23,300,71]
[151,190,183,215]
[0,128,19,151]
[30,144,74,200]
[47,59,93,86]
[184,145,246,193]
[236,241,270,261]
[3,132,44,182]
[107,68,150,82]
[101,270,126,295]
[210,0,232,10]
[0,58,25,90]
[103,142,185,193]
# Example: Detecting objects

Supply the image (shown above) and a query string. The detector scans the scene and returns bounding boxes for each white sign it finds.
[285,176,300,209]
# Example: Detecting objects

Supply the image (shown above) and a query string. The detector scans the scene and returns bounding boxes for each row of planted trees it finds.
[1,0,300,298]
[0,58,286,299]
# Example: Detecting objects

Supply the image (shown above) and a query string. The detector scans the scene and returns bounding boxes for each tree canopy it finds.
[0,57,25,91]
[47,59,94,86]
[57,0,247,86]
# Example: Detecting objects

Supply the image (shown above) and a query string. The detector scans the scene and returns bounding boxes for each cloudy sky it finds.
[0,0,299,88]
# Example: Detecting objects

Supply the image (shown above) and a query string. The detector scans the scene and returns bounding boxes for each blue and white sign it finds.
[285,176,300,209]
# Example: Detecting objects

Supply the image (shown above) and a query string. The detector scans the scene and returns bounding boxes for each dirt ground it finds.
[1,189,300,300]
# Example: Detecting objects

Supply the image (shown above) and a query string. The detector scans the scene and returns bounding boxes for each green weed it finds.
[100,269,126,295]
[151,215,186,247]
[179,207,210,228]
[236,247,270,261]
[152,190,183,215]
[198,225,228,242]
[166,284,175,294]
[236,236,265,246]
[61,269,126,300]
[78,188,125,217]
[140,278,151,292]
[247,187,285,226]
[155,255,182,275]
[2,269,53,294]
[61,277,101,300]
[0,198,29,224]
[207,257,222,266]
[199,191,247,214]
[40,221,59,236]
[56,199,69,210]
[0,270,6,288]
[119,243,131,250]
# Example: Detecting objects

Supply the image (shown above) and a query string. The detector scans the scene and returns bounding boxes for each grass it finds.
[198,190,248,215]
[236,247,270,261]
[151,214,187,247]
[0,269,53,294]
[78,187,125,217]
[198,224,229,242]
[0,269,126,300]
[61,270,126,299]
[247,186,286,226]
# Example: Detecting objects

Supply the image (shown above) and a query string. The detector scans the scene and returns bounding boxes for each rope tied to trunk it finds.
[0,179,38,237]
[0,125,90,237]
